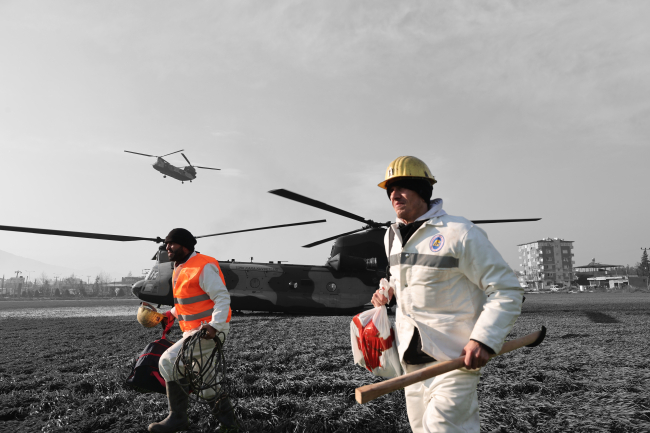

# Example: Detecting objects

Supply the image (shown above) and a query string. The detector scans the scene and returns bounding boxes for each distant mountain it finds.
[0,249,93,280]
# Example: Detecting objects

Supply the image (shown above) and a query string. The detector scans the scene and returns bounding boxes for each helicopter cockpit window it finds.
[158,250,170,263]
[146,268,159,281]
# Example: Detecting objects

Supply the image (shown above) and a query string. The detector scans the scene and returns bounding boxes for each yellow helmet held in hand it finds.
[378,156,437,189]
[137,302,165,328]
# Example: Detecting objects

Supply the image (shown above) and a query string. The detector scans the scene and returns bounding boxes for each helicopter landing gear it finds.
[182,181,184,184]
[163,175,166,178]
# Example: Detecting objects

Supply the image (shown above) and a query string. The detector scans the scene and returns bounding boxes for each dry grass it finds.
[1,292,649,432]
[479,293,650,432]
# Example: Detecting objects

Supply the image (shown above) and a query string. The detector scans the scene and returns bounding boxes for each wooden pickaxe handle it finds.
[355,326,546,404]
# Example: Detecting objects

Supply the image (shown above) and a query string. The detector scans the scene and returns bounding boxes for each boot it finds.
[213,395,240,432]
[148,379,190,433]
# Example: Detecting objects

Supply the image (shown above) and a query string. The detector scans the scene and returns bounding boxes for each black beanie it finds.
[386,178,433,204]
[164,228,197,250]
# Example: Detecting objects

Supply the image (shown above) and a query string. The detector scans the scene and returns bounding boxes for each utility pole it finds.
[14,270,22,296]
[641,248,650,290]
[25,270,34,295]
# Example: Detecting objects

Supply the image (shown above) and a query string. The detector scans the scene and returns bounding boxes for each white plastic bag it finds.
[350,279,402,378]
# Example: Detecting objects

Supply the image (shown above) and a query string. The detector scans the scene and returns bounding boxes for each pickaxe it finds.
[355,326,546,404]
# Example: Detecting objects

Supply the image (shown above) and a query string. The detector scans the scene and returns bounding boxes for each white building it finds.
[587,276,628,289]
[518,237,575,289]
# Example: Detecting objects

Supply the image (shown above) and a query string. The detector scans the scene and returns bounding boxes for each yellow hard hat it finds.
[137,302,165,328]
[378,156,437,189]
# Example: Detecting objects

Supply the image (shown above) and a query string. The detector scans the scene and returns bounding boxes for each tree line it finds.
[1,271,131,298]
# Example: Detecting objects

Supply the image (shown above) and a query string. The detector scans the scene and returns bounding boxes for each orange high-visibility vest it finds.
[173,253,232,332]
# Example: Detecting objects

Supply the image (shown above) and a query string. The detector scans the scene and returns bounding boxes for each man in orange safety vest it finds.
[149,228,237,433]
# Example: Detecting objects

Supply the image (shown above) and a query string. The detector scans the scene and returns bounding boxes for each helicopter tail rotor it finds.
[125,149,184,158]
[269,189,390,247]
[196,219,326,239]
[470,218,541,224]
[270,188,541,248]
[302,227,369,248]
[0,224,162,243]
[181,153,220,171]
[160,149,184,158]
[269,189,374,225]
[125,150,157,158]
[0,220,326,246]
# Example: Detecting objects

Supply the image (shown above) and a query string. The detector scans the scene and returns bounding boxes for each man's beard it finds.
[172,249,191,264]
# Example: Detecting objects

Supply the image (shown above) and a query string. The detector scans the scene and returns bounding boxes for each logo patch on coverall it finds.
[430,234,444,252]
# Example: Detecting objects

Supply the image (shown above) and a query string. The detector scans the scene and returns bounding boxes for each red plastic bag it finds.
[350,280,401,378]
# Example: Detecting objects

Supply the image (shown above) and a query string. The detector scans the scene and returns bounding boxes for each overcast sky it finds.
[1,0,649,280]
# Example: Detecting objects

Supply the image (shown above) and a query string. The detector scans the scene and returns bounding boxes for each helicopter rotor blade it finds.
[302,228,368,248]
[194,166,221,171]
[0,225,162,243]
[269,189,369,224]
[195,219,327,239]
[124,150,156,158]
[160,149,184,158]
[471,218,541,224]
[181,153,192,166]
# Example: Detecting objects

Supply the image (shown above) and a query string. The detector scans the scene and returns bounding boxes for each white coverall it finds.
[159,251,231,399]
[387,199,523,433]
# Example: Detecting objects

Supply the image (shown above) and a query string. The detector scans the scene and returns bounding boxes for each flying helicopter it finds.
[0,190,540,315]
[124,149,220,183]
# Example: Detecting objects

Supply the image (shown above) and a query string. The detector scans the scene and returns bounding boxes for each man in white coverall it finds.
[371,156,523,433]
[149,228,237,433]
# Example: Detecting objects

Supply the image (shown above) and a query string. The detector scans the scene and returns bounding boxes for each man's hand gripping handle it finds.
[355,326,547,404]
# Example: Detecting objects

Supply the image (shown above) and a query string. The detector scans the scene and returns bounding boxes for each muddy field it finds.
[1,293,649,432]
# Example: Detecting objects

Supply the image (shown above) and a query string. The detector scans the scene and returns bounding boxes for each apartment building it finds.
[518,237,575,289]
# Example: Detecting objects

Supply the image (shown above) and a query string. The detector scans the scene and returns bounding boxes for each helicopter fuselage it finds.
[133,260,380,314]
[132,228,389,314]
[152,157,196,182]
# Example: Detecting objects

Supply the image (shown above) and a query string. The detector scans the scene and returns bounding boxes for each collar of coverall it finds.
[395,198,447,226]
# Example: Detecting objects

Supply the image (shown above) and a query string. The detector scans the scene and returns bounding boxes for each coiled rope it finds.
[171,328,235,408]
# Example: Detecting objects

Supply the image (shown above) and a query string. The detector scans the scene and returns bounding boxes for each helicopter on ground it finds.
[124,149,220,183]
[0,190,540,315]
